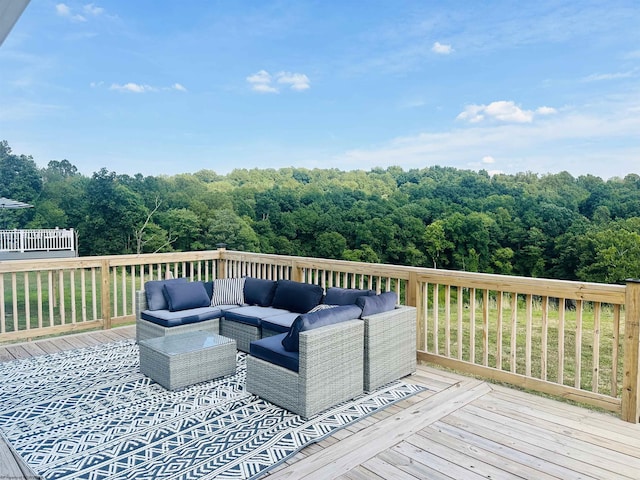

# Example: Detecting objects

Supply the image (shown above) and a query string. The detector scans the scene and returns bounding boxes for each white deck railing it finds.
[0,229,76,254]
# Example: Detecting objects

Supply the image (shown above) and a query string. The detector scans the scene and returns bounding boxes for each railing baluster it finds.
[469,287,476,364]
[593,302,601,393]
[525,294,532,377]
[482,289,489,367]
[575,300,583,389]
[444,284,451,357]
[496,291,503,370]
[457,286,463,360]
[558,298,566,385]
[541,296,548,381]
[11,273,18,332]
[23,272,30,331]
[510,293,518,373]
[612,304,621,398]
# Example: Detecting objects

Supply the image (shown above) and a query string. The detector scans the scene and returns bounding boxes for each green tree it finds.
[203,209,259,251]
[423,220,453,268]
[315,231,347,260]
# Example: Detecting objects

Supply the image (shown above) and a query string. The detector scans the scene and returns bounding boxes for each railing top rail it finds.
[415,269,626,304]
[221,250,414,279]
[0,250,222,273]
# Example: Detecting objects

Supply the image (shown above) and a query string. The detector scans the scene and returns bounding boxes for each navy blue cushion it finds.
[281,304,362,352]
[223,305,290,327]
[203,281,214,300]
[244,277,277,307]
[324,287,375,305]
[140,306,223,327]
[163,281,211,311]
[250,334,299,372]
[271,280,323,313]
[356,291,398,317]
[145,278,187,311]
[260,312,300,334]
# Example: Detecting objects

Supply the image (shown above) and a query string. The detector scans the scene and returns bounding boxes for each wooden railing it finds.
[0,228,76,253]
[1,247,639,422]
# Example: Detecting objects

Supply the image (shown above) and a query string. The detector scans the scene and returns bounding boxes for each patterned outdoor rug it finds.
[0,339,425,480]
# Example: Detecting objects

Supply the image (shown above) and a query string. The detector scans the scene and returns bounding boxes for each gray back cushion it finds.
[356,291,398,317]
[244,277,277,306]
[324,287,375,305]
[281,304,362,352]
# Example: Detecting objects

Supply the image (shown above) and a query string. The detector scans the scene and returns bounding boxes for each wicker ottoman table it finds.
[139,330,237,390]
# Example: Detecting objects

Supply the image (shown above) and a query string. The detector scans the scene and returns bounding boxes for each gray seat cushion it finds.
[140,306,223,328]
[223,305,290,327]
[260,312,300,334]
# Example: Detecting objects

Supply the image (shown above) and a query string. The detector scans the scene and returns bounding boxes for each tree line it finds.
[2,140,640,284]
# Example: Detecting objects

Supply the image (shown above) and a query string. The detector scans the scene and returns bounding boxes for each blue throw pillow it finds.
[145,278,187,311]
[271,280,324,313]
[356,291,397,317]
[323,287,375,305]
[163,281,211,312]
[244,277,277,306]
[282,304,362,352]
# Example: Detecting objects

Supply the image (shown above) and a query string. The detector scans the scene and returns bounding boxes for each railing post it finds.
[622,279,640,423]
[407,271,418,307]
[290,260,302,283]
[216,244,227,279]
[101,259,112,330]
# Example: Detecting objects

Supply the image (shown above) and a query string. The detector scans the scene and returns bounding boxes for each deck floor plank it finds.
[442,409,615,480]
[415,424,559,480]
[469,395,640,465]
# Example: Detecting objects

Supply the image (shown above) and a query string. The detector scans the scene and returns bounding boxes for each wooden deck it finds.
[2,328,640,480]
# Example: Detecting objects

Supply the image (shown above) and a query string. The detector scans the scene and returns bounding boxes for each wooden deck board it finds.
[2,328,640,480]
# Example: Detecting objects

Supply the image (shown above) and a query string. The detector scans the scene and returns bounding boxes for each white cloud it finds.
[582,71,635,82]
[105,82,186,93]
[458,101,556,124]
[432,41,453,55]
[56,3,86,22]
[482,155,495,164]
[109,83,157,93]
[83,4,105,16]
[247,70,278,93]
[277,72,310,91]
[246,70,310,93]
[536,106,557,115]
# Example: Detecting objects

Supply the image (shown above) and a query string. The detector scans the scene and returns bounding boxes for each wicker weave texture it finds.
[246,320,364,419]
[139,332,236,390]
[362,306,417,391]
[220,318,260,353]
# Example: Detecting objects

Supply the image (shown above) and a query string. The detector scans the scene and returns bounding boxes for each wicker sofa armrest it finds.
[298,319,364,416]
[361,305,417,391]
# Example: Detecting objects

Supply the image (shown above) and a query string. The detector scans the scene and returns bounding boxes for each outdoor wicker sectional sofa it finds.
[134,276,417,417]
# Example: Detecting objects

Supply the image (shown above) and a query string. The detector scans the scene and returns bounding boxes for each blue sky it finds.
[1,1,639,179]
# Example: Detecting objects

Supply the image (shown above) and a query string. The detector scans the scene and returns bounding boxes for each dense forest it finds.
[2,140,640,284]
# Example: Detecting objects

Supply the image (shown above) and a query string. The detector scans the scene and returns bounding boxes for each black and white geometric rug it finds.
[0,339,425,480]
